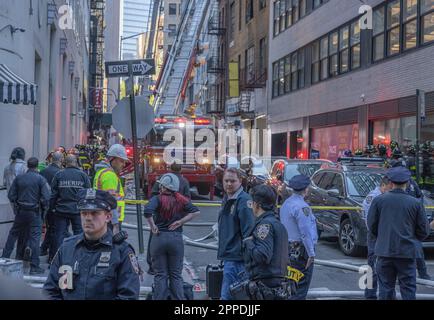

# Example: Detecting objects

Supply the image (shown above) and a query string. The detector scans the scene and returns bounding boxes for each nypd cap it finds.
[287,175,311,191]
[77,189,117,211]
[386,166,411,184]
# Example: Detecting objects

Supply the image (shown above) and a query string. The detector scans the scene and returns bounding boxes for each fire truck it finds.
[122,115,216,199]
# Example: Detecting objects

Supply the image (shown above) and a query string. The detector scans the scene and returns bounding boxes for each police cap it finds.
[287,175,311,191]
[77,189,117,212]
[386,166,411,184]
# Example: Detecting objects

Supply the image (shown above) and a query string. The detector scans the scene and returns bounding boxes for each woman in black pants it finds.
[144,173,200,300]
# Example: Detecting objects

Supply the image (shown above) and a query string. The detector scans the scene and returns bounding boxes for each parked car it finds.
[306,158,434,256]
[266,159,334,204]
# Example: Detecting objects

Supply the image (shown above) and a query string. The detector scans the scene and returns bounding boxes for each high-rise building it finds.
[122,0,154,59]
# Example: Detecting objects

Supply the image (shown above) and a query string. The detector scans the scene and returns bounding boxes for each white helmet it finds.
[107,144,129,161]
[157,173,180,192]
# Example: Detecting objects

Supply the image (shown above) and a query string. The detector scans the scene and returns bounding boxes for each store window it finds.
[372,116,416,149]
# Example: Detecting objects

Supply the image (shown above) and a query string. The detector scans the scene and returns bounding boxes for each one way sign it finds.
[105,59,155,78]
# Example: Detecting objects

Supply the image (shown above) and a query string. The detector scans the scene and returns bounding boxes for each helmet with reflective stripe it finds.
[107,144,129,161]
[157,173,180,192]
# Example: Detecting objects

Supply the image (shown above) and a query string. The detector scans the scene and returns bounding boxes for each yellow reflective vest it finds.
[93,166,125,222]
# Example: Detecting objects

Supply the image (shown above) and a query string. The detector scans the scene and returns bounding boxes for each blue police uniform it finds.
[362,186,382,300]
[218,187,255,300]
[43,189,140,300]
[367,167,429,300]
[280,175,318,300]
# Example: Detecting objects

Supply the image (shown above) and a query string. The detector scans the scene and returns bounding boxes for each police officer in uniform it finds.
[232,185,289,300]
[362,176,392,300]
[43,189,141,300]
[280,175,318,300]
[367,167,429,300]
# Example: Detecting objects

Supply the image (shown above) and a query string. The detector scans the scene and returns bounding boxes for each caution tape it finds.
[125,199,221,207]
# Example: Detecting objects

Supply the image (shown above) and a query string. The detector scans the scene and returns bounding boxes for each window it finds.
[259,0,267,10]
[373,6,385,61]
[350,21,361,69]
[313,0,323,8]
[273,1,280,36]
[280,0,286,32]
[246,0,254,23]
[259,38,267,74]
[330,174,344,195]
[284,56,291,93]
[422,0,434,44]
[246,46,255,82]
[387,0,401,56]
[168,24,177,36]
[299,0,307,18]
[312,172,325,187]
[272,62,279,97]
[169,3,177,15]
[239,0,242,30]
[329,31,338,77]
[293,0,299,23]
[403,0,417,50]
[320,36,328,80]
[291,52,298,91]
[285,0,293,28]
[312,40,320,84]
[230,2,235,41]
[298,48,305,89]
[339,26,349,73]
[318,172,335,190]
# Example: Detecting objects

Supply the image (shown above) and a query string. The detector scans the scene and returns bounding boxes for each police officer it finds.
[367,166,430,300]
[362,176,392,300]
[50,155,91,262]
[39,152,63,258]
[5,157,51,274]
[43,189,140,300]
[280,175,318,300]
[218,167,255,300]
[235,185,289,300]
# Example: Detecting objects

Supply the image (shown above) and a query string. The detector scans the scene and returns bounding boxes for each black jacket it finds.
[243,211,289,282]
[50,167,91,215]
[217,189,255,261]
[8,170,51,212]
[40,163,62,185]
[367,189,429,258]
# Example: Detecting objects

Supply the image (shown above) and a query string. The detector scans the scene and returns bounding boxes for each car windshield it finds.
[346,172,383,197]
[251,164,269,176]
[284,163,322,181]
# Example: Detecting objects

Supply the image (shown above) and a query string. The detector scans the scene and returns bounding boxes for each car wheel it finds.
[338,219,364,257]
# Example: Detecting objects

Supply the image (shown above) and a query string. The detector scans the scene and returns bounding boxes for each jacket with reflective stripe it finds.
[94,167,125,222]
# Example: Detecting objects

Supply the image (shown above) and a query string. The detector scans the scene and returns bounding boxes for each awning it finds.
[0,64,37,105]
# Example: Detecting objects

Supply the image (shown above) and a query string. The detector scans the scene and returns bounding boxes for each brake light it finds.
[174,117,186,123]
[126,147,133,156]
[155,118,168,124]
[194,118,211,125]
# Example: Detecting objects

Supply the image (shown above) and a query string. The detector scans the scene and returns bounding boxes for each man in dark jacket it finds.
[5,157,50,274]
[237,185,289,300]
[218,168,255,300]
[39,152,63,258]
[368,166,430,300]
[50,155,91,259]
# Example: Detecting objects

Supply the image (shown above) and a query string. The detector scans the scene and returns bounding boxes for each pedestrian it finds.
[362,176,392,300]
[231,185,290,300]
[368,166,430,300]
[3,147,27,190]
[147,161,191,274]
[280,175,318,300]
[1,147,27,260]
[93,144,128,234]
[4,157,50,274]
[50,155,91,261]
[144,173,200,300]
[43,189,140,300]
[217,168,255,300]
[39,152,63,259]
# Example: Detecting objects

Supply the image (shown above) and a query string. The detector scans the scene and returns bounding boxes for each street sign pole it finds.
[128,61,145,254]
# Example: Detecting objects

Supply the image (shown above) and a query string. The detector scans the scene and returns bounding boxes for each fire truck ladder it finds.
[155,0,210,116]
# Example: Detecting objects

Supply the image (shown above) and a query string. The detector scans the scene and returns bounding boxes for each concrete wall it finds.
[267,0,434,126]
[0,0,89,248]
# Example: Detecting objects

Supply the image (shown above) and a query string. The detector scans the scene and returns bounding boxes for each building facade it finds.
[0,0,90,246]
[162,0,186,55]
[268,0,434,160]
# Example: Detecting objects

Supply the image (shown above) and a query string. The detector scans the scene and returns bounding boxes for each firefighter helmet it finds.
[407,145,416,155]
[377,144,387,156]
[354,149,363,156]
[390,140,399,151]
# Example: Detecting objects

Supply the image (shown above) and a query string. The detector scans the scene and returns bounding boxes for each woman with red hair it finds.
[144,173,200,300]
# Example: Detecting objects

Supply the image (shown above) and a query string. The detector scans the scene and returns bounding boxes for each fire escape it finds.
[89,0,105,132]
[205,1,225,115]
